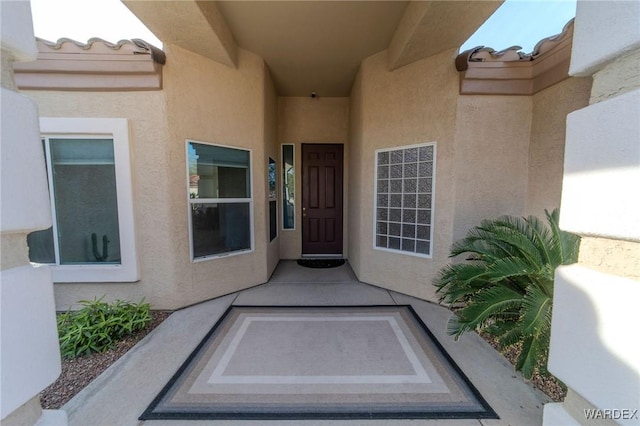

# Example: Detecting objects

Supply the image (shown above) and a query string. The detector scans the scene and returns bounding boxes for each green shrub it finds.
[57,296,152,359]
[433,209,580,379]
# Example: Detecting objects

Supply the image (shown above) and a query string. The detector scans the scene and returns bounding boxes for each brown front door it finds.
[302,144,344,255]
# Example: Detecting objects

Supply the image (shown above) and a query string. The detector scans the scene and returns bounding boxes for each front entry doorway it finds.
[301,144,344,256]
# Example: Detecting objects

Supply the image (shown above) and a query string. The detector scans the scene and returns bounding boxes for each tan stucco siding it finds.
[26,46,274,310]
[163,46,270,307]
[1,234,29,271]
[527,77,592,218]
[347,68,365,276]
[276,96,350,259]
[21,40,592,310]
[24,89,174,309]
[264,67,280,278]
[349,49,459,302]
[452,96,532,241]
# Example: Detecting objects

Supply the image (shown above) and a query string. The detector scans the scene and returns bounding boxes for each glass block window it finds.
[374,143,435,258]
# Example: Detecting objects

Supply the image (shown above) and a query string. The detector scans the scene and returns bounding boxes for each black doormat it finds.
[140,305,498,421]
[297,258,345,268]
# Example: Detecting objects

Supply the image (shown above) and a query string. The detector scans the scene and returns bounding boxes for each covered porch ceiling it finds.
[123,1,501,97]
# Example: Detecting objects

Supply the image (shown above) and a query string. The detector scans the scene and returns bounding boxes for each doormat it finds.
[297,258,345,268]
[140,305,498,420]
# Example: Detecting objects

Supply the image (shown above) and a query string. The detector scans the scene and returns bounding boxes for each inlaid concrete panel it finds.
[141,306,496,420]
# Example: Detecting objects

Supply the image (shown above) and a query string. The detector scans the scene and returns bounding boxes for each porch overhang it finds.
[387,1,501,71]
[120,0,503,96]
[123,0,238,68]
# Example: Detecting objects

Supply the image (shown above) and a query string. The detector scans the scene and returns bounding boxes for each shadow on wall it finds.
[548,267,640,424]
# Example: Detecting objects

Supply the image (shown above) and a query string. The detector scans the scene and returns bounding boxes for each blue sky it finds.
[31,0,576,54]
[460,0,577,53]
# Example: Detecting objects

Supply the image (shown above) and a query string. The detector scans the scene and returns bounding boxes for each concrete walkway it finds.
[61,261,550,425]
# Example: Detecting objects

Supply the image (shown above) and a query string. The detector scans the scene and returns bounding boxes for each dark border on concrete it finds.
[139,305,498,420]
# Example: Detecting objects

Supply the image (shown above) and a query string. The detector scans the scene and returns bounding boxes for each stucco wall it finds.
[162,45,270,307]
[349,47,588,302]
[24,89,173,309]
[590,48,640,104]
[452,95,532,242]
[20,34,592,313]
[264,67,280,277]
[527,77,592,218]
[452,77,591,239]
[25,45,274,310]
[348,68,364,276]
[348,49,459,302]
[276,96,350,259]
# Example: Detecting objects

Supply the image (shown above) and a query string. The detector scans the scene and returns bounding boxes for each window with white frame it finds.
[187,141,253,260]
[282,144,295,230]
[268,157,278,242]
[374,143,435,257]
[28,118,138,282]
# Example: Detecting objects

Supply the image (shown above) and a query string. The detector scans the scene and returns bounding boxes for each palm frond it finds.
[485,317,520,339]
[515,335,543,380]
[447,286,523,338]
[489,217,548,268]
[450,231,515,261]
[433,208,580,380]
[483,257,537,283]
[545,208,581,266]
[454,216,551,274]
[496,322,524,347]
[519,286,553,337]
[434,263,493,303]
[525,214,555,266]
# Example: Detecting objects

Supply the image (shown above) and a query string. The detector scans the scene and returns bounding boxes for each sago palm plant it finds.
[434,209,580,379]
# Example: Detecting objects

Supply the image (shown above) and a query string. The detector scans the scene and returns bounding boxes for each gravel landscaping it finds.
[479,331,567,402]
[40,310,172,409]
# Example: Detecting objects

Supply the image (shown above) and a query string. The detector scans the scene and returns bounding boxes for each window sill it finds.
[373,246,433,260]
[191,248,254,263]
[40,262,140,283]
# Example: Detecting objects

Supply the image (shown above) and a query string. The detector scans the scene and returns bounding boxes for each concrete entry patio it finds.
[61,261,549,425]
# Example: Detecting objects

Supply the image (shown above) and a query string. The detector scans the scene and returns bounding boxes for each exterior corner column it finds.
[544,1,640,425]
[0,2,67,425]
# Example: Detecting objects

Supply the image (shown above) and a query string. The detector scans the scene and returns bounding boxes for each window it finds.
[282,144,295,230]
[187,141,253,260]
[374,143,436,258]
[268,157,277,242]
[28,118,138,282]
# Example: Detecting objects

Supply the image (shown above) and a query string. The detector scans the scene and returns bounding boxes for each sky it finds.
[460,0,577,53]
[30,0,163,47]
[30,0,576,54]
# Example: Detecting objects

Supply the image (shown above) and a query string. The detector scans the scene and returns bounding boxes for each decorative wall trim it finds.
[14,38,165,91]
[455,19,574,96]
